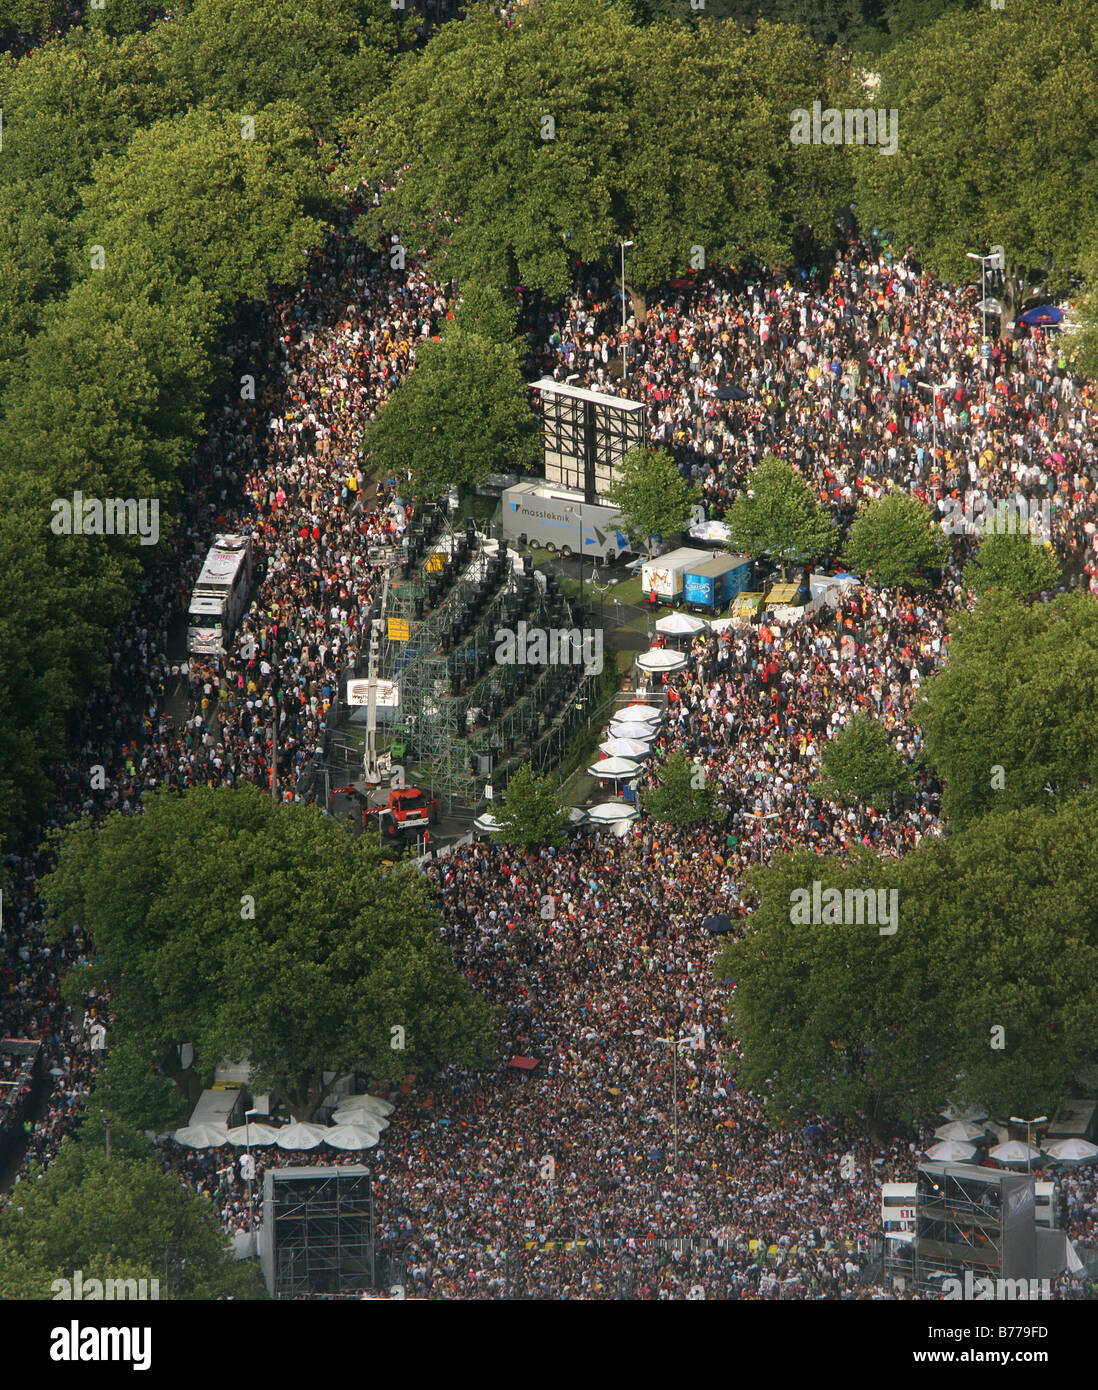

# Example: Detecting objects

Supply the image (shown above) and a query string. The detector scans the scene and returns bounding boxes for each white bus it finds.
[187,534,254,656]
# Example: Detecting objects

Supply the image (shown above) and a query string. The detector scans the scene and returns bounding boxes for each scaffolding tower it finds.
[380,533,601,809]
[261,1166,375,1299]
[913,1162,1038,1294]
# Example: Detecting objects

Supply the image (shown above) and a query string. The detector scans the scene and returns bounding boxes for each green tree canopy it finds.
[361,326,540,496]
[813,710,915,809]
[76,103,332,310]
[962,530,1061,597]
[490,764,572,850]
[725,454,834,568]
[352,0,852,297]
[84,1038,189,1136]
[604,446,701,557]
[0,1133,262,1300]
[917,588,1098,825]
[40,786,497,1119]
[643,750,717,827]
[843,490,945,588]
[854,0,1098,333]
[718,797,1098,1129]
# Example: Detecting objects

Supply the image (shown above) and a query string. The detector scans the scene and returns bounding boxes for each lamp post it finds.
[916,380,941,479]
[966,252,995,342]
[648,1031,696,1172]
[1009,1114,1048,1175]
[620,240,635,384]
[565,503,583,602]
[244,1107,263,1232]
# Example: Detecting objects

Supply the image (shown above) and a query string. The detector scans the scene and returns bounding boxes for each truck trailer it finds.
[682,554,753,611]
[187,534,254,656]
[502,482,635,564]
[640,547,712,604]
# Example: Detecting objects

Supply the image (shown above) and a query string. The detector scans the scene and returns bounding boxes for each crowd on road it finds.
[3,198,1098,1297]
[532,244,1098,583]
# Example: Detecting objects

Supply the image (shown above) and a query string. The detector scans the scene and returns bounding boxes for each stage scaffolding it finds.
[261,1166,375,1299]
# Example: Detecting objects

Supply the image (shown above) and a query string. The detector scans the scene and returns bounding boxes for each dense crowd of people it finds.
[2,194,1097,1298]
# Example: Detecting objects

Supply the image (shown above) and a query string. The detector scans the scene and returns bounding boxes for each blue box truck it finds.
[682,554,752,611]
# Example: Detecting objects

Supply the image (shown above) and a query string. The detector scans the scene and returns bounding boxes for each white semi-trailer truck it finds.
[501,482,637,564]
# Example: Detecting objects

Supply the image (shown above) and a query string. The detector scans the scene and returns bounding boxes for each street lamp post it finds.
[1009,1114,1048,1175]
[566,504,583,603]
[916,380,941,479]
[244,1107,263,1233]
[966,252,995,342]
[650,1031,695,1172]
[620,240,635,384]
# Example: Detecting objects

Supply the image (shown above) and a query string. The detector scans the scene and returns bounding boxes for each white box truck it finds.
[187,534,254,656]
[640,547,712,603]
[502,482,636,564]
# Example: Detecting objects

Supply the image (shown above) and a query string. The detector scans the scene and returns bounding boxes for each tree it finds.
[917,589,1098,825]
[962,531,1061,597]
[725,454,834,571]
[40,786,498,1120]
[854,0,1098,335]
[604,446,700,558]
[843,490,945,588]
[490,764,572,850]
[813,711,915,810]
[643,750,716,827]
[84,1038,189,1136]
[0,1134,263,1300]
[717,798,1098,1130]
[157,0,402,141]
[352,0,852,298]
[715,847,934,1132]
[77,103,332,310]
[449,279,522,351]
[361,327,540,496]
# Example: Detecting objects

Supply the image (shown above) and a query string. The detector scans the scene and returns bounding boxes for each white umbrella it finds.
[173,1123,230,1149]
[934,1120,988,1143]
[334,1095,394,1118]
[473,811,510,834]
[225,1123,281,1146]
[276,1122,329,1151]
[635,648,687,673]
[988,1140,1043,1167]
[1044,1139,1098,1165]
[925,1140,978,1162]
[688,520,730,544]
[599,737,652,758]
[607,720,658,742]
[615,703,661,725]
[324,1124,380,1151]
[331,1108,388,1132]
[585,802,639,824]
[588,757,641,780]
[655,612,707,636]
[940,1102,989,1123]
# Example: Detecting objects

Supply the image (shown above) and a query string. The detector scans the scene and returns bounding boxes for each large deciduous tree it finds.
[725,454,835,569]
[917,588,1098,825]
[843,490,945,588]
[40,787,497,1120]
[604,446,700,558]
[854,0,1098,335]
[361,326,540,495]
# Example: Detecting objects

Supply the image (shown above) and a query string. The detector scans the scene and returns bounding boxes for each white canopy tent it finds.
[655,612,707,637]
[587,757,641,781]
[635,648,687,674]
[599,737,653,758]
[173,1123,229,1149]
[924,1139,978,1162]
[324,1124,380,1151]
[585,802,639,824]
[225,1123,281,1146]
[275,1122,329,1151]
[934,1120,988,1143]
